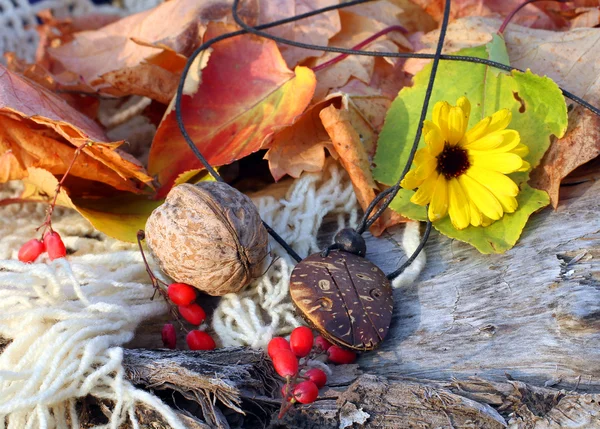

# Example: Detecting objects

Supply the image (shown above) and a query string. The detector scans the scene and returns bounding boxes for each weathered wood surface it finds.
[356,175,600,393]
[116,348,600,428]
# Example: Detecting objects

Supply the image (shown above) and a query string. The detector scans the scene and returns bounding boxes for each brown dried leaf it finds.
[530,107,600,208]
[0,64,152,193]
[408,0,568,30]
[319,104,406,236]
[45,0,249,100]
[311,2,410,101]
[265,99,335,181]
[258,0,341,67]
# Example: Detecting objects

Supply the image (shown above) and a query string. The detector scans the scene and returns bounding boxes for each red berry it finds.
[290,326,313,357]
[18,238,45,263]
[304,368,327,388]
[327,345,357,364]
[178,303,206,325]
[292,380,318,404]
[267,337,291,359]
[44,231,66,260]
[161,323,177,349]
[168,283,196,306]
[315,335,332,351]
[272,349,298,378]
[186,330,216,350]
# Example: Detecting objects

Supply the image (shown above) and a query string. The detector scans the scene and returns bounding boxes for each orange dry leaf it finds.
[100,47,188,104]
[319,103,406,236]
[266,84,401,185]
[258,0,341,67]
[45,0,248,100]
[409,0,568,30]
[35,9,121,69]
[148,24,317,197]
[266,98,336,181]
[310,3,410,101]
[0,64,152,193]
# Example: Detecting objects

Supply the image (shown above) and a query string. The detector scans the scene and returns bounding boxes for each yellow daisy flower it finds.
[401,96,530,230]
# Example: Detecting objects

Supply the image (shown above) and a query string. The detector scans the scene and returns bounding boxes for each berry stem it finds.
[311,25,407,73]
[498,0,568,35]
[136,230,170,299]
[137,230,188,331]
[37,141,92,236]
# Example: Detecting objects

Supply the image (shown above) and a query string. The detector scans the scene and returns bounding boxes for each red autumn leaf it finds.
[148,23,316,197]
[0,64,152,193]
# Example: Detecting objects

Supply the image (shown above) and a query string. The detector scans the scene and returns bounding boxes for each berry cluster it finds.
[137,231,216,351]
[161,282,216,351]
[268,326,356,417]
[17,143,90,264]
[18,231,67,263]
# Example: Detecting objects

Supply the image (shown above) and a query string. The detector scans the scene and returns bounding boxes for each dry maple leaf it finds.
[0,64,152,194]
[265,98,335,181]
[310,4,408,101]
[409,0,570,30]
[257,0,341,68]
[571,6,600,28]
[45,0,257,101]
[404,16,600,208]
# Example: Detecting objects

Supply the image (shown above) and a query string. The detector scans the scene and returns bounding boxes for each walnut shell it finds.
[145,182,269,296]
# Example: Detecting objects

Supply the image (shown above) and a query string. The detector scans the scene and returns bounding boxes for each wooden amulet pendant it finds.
[289,230,393,351]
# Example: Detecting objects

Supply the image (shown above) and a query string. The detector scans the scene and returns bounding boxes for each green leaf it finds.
[373,35,568,253]
[72,196,164,243]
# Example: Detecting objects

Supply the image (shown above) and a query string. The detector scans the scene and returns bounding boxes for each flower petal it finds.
[468,165,519,197]
[457,96,471,124]
[517,160,531,172]
[411,172,438,206]
[510,143,529,158]
[447,106,467,145]
[448,178,470,229]
[462,116,491,145]
[481,214,496,227]
[459,174,503,220]
[401,170,422,190]
[432,101,450,139]
[468,199,482,227]
[423,120,444,156]
[414,155,437,181]
[428,174,449,221]
[487,109,512,133]
[496,194,518,213]
[470,152,524,174]
[462,131,504,151]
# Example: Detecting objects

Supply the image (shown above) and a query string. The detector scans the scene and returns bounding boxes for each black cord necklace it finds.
[172,0,600,350]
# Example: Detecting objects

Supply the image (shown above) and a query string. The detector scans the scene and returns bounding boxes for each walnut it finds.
[145,182,269,296]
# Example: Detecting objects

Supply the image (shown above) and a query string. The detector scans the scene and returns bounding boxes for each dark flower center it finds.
[437,143,470,179]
